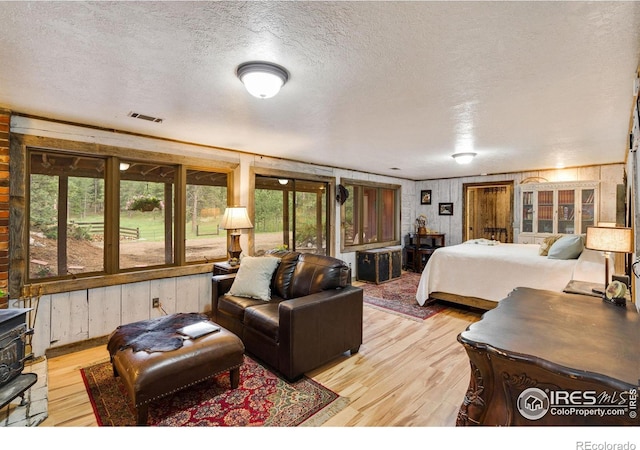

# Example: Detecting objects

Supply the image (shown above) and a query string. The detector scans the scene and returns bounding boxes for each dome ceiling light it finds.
[452,152,477,164]
[237,61,289,99]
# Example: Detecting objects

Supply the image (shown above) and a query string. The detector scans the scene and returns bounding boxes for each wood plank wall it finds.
[9,272,212,357]
[0,110,9,309]
[416,165,625,247]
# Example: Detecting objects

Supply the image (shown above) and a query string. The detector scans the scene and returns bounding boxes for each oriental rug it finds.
[81,355,347,427]
[361,271,445,321]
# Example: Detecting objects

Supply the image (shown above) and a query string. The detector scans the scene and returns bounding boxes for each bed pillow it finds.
[547,235,584,260]
[227,256,281,301]
[539,235,562,256]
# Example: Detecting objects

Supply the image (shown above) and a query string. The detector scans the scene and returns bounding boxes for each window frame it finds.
[253,175,330,256]
[340,178,401,252]
[10,134,235,297]
[249,167,336,257]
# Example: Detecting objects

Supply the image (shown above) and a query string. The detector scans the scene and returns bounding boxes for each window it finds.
[25,146,229,282]
[29,151,106,279]
[119,161,176,270]
[341,180,400,250]
[254,176,329,255]
[185,170,228,262]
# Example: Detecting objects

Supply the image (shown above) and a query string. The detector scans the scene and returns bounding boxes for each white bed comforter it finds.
[415,242,605,306]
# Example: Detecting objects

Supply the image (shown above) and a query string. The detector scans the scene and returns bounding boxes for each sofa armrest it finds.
[211,274,236,319]
[277,286,363,380]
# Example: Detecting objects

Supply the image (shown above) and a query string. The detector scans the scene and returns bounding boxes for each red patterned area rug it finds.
[81,355,347,426]
[362,271,445,321]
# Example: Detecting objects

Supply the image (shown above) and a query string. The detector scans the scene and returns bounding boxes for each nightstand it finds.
[564,279,631,303]
[213,262,239,275]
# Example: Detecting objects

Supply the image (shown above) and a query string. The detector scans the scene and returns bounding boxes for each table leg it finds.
[136,404,149,426]
[230,367,240,389]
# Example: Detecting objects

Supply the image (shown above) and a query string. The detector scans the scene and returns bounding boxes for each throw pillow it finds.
[227,256,281,301]
[539,235,562,256]
[547,235,584,260]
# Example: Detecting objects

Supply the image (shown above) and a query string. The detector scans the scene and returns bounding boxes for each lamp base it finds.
[228,257,240,267]
[601,295,626,307]
[228,233,242,266]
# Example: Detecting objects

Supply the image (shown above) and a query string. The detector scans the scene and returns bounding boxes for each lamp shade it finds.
[237,61,289,99]
[220,206,253,230]
[585,226,633,253]
[452,152,477,164]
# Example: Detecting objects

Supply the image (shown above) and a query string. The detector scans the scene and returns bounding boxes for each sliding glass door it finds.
[254,176,329,255]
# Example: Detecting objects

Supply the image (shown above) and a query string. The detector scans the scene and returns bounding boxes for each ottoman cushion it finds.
[108,314,244,425]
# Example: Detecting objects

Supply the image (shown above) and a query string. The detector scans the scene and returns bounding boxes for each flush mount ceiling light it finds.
[237,61,289,99]
[452,152,477,164]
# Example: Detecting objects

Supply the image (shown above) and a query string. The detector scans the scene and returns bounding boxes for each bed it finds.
[415,240,606,310]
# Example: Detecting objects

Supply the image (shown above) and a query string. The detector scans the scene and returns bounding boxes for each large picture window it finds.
[254,176,329,256]
[29,151,106,279]
[119,162,176,270]
[185,170,228,262]
[341,180,400,250]
[25,146,229,283]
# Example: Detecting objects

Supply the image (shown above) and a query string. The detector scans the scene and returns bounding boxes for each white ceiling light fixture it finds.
[237,61,289,99]
[452,152,477,164]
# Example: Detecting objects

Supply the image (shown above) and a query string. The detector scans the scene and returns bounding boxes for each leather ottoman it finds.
[107,313,245,425]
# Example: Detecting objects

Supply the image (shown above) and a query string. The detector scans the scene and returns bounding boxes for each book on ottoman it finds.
[178,321,221,339]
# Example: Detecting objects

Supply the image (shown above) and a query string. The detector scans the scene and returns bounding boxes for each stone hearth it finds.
[0,358,48,427]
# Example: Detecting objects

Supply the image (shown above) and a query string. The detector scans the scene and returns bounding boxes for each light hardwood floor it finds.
[40,302,482,427]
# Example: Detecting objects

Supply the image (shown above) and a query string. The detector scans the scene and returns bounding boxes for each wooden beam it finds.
[103,158,119,273]
[58,175,68,275]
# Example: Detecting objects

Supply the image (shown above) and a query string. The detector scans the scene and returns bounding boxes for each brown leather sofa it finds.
[211,251,363,381]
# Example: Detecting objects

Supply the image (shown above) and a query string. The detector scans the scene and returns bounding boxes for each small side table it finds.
[213,262,239,275]
[564,279,631,303]
[563,279,604,297]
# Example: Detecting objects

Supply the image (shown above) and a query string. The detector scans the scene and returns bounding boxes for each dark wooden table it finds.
[412,233,445,248]
[404,233,445,272]
[457,287,639,426]
[213,262,239,275]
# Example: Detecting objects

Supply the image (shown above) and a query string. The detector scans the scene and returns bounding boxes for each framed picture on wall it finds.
[439,202,453,216]
[420,190,432,205]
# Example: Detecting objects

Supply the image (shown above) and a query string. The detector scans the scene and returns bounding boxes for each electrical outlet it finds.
[152,297,160,308]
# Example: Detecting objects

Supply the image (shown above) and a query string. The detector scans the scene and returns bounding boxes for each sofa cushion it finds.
[290,253,349,298]
[244,303,280,342]
[228,256,281,301]
[218,295,266,322]
[269,251,301,299]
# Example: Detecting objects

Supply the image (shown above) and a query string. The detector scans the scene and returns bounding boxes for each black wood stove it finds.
[0,308,37,410]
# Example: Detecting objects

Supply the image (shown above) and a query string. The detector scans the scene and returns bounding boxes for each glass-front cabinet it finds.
[518,181,599,244]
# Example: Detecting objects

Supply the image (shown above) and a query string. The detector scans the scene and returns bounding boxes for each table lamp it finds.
[220,206,254,266]
[585,226,633,306]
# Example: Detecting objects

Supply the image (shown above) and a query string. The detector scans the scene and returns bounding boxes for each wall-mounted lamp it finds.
[278,179,289,185]
[119,162,130,171]
[237,61,289,99]
[452,153,477,164]
[220,206,254,266]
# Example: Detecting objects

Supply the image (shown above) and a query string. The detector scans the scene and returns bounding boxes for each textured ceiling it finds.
[1,1,639,180]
